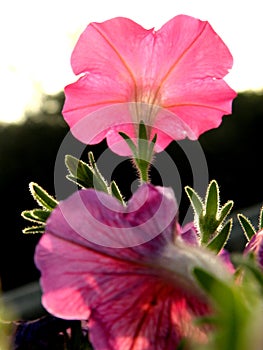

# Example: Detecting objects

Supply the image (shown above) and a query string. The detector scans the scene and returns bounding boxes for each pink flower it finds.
[244,229,263,268]
[35,184,229,349]
[62,15,237,155]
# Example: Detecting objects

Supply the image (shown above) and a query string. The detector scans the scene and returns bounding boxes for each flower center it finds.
[130,86,161,139]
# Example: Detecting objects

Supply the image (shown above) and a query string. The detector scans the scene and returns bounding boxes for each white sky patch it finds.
[0,0,262,123]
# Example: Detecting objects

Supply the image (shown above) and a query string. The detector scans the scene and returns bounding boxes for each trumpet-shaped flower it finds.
[35,184,230,349]
[62,15,237,155]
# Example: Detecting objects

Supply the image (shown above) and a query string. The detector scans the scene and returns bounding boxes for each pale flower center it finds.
[130,85,161,139]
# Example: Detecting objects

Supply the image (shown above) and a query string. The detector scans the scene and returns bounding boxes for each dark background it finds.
[0,90,263,292]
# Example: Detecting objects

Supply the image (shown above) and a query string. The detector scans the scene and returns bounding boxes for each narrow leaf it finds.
[88,152,110,193]
[205,180,219,218]
[65,154,80,176]
[138,120,148,141]
[110,181,125,205]
[185,186,203,217]
[21,210,42,224]
[65,154,94,188]
[29,182,57,210]
[66,174,87,188]
[23,226,45,234]
[30,209,50,222]
[21,209,50,223]
[218,200,234,225]
[119,132,137,156]
[238,213,256,241]
[207,219,232,254]
[147,133,157,161]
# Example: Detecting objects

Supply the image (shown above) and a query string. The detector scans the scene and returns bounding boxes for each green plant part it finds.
[185,180,233,253]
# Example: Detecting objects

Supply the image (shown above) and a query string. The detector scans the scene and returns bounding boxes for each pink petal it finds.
[154,15,237,138]
[179,222,200,246]
[89,281,207,350]
[63,16,155,150]
[35,184,230,349]
[244,229,263,268]
[70,17,153,81]
[62,15,236,154]
[36,233,207,349]
[155,15,233,84]
[45,184,177,249]
[161,81,236,138]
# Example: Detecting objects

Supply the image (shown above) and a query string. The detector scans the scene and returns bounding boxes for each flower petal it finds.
[62,15,236,153]
[44,184,176,249]
[154,15,237,137]
[88,281,207,350]
[35,185,230,349]
[36,234,207,349]
[155,15,233,84]
[70,17,153,81]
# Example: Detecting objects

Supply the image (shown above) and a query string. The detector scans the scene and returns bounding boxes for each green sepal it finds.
[29,182,57,210]
[119,122,157,183]
[87,152,110,193]
[65,153,110,193]
[118,132,137,155]
[22,225,45,234]
[218,200,234,224]
[65,154,95,188]
[199,180,221,243]
[110,181,125,205]
[237,213,256,241]
[22,183,56,234]
[21,209,50,224]
[185,186,203,217]
[207,219,233,254]
[205,180,219,218]
[185,180,233,247]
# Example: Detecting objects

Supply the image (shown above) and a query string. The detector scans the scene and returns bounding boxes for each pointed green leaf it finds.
[29,182,57,210]
[110,181,125,205]
[119,131,137,156]
[238,213,256,241]
[88,152,110,193]
[218,200,234,225]
[65,155,95,188]
[23,225,45,234]
[30,209,50,222]
[207,219,232,254]
[21,210,41,224]
[138,120,148,141]
[185,186,203,217]
[65,154,81,176]
[65,174,85,188]
[205,180,219,218]
[21,209,50,224]
[147,133,157,162]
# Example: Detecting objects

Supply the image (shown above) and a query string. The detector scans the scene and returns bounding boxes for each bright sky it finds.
[0,0,262,123]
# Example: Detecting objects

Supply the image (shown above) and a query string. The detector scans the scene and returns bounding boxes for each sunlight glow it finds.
[0,0,262,124]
